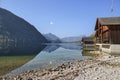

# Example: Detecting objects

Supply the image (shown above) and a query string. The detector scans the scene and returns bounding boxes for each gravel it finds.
[1,53,120,80]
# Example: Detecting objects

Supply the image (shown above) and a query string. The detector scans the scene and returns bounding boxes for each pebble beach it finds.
[1,53,120,80]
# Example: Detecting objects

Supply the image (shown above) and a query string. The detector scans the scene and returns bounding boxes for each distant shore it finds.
[1,52,120,80]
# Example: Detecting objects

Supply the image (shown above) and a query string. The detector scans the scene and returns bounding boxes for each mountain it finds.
[61,36,83,43]
[43,33,61,43]
[0,8,48,56]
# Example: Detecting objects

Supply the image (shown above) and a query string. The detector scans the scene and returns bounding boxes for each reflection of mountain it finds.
[61,36,83,43]
[0,8,48,56]
[43,45,60,53]
[43,33,61,43]
[60,43,82,50]
[6,43,84,76]
[43,43,81,53]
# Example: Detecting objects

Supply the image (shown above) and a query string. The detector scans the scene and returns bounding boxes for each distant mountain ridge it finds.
[43,33,84,43]
[0,8,47,56]
[61,36,83,43]
[43,33,61,43]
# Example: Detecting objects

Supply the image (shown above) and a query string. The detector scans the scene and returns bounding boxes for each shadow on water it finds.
[0,56,34,76]
[0,42,46,76]
[0,43,46,56]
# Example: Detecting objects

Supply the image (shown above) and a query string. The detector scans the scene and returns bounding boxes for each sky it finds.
[0,0,120,38]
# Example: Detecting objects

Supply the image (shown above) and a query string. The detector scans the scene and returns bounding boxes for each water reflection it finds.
[82,50,99,57]
[43,43,82,53]
[43,45,60,53]
[60,43,82,50]
[0,45,46,76]
[6,43,89,76]
[0,33,47,56]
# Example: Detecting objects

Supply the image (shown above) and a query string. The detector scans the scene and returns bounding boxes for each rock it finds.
[95,67,98,71]
[28,77,33,80]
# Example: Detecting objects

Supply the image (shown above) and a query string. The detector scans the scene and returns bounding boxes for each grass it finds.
[0,55,34,76]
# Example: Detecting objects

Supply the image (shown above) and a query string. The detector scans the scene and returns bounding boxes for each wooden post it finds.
[101,26,103,43]
[109,29,112,44]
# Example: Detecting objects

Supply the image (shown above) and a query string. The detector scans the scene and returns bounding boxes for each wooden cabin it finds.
[95,17,120,54]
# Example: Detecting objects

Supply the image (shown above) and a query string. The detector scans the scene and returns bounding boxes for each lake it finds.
[4,43,91,76]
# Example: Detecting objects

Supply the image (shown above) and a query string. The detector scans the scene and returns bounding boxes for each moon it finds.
[50,21,53,25]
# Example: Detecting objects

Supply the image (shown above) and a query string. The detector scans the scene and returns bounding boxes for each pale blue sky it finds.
[0,0,120,38]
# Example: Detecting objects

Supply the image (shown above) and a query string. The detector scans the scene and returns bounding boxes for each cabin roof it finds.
[95,17,120,30]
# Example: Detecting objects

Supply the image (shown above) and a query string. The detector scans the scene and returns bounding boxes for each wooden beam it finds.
[102,29,109,34]
[109,29,112,44]
[96,27,102,31]
[101,26,103,43]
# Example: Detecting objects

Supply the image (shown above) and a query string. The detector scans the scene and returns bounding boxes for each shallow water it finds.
[6,43,90,76]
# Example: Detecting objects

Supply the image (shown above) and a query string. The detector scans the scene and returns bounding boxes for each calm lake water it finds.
[6,43,90,76]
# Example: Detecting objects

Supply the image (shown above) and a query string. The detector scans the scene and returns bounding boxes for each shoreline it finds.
[1,53,120,80]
